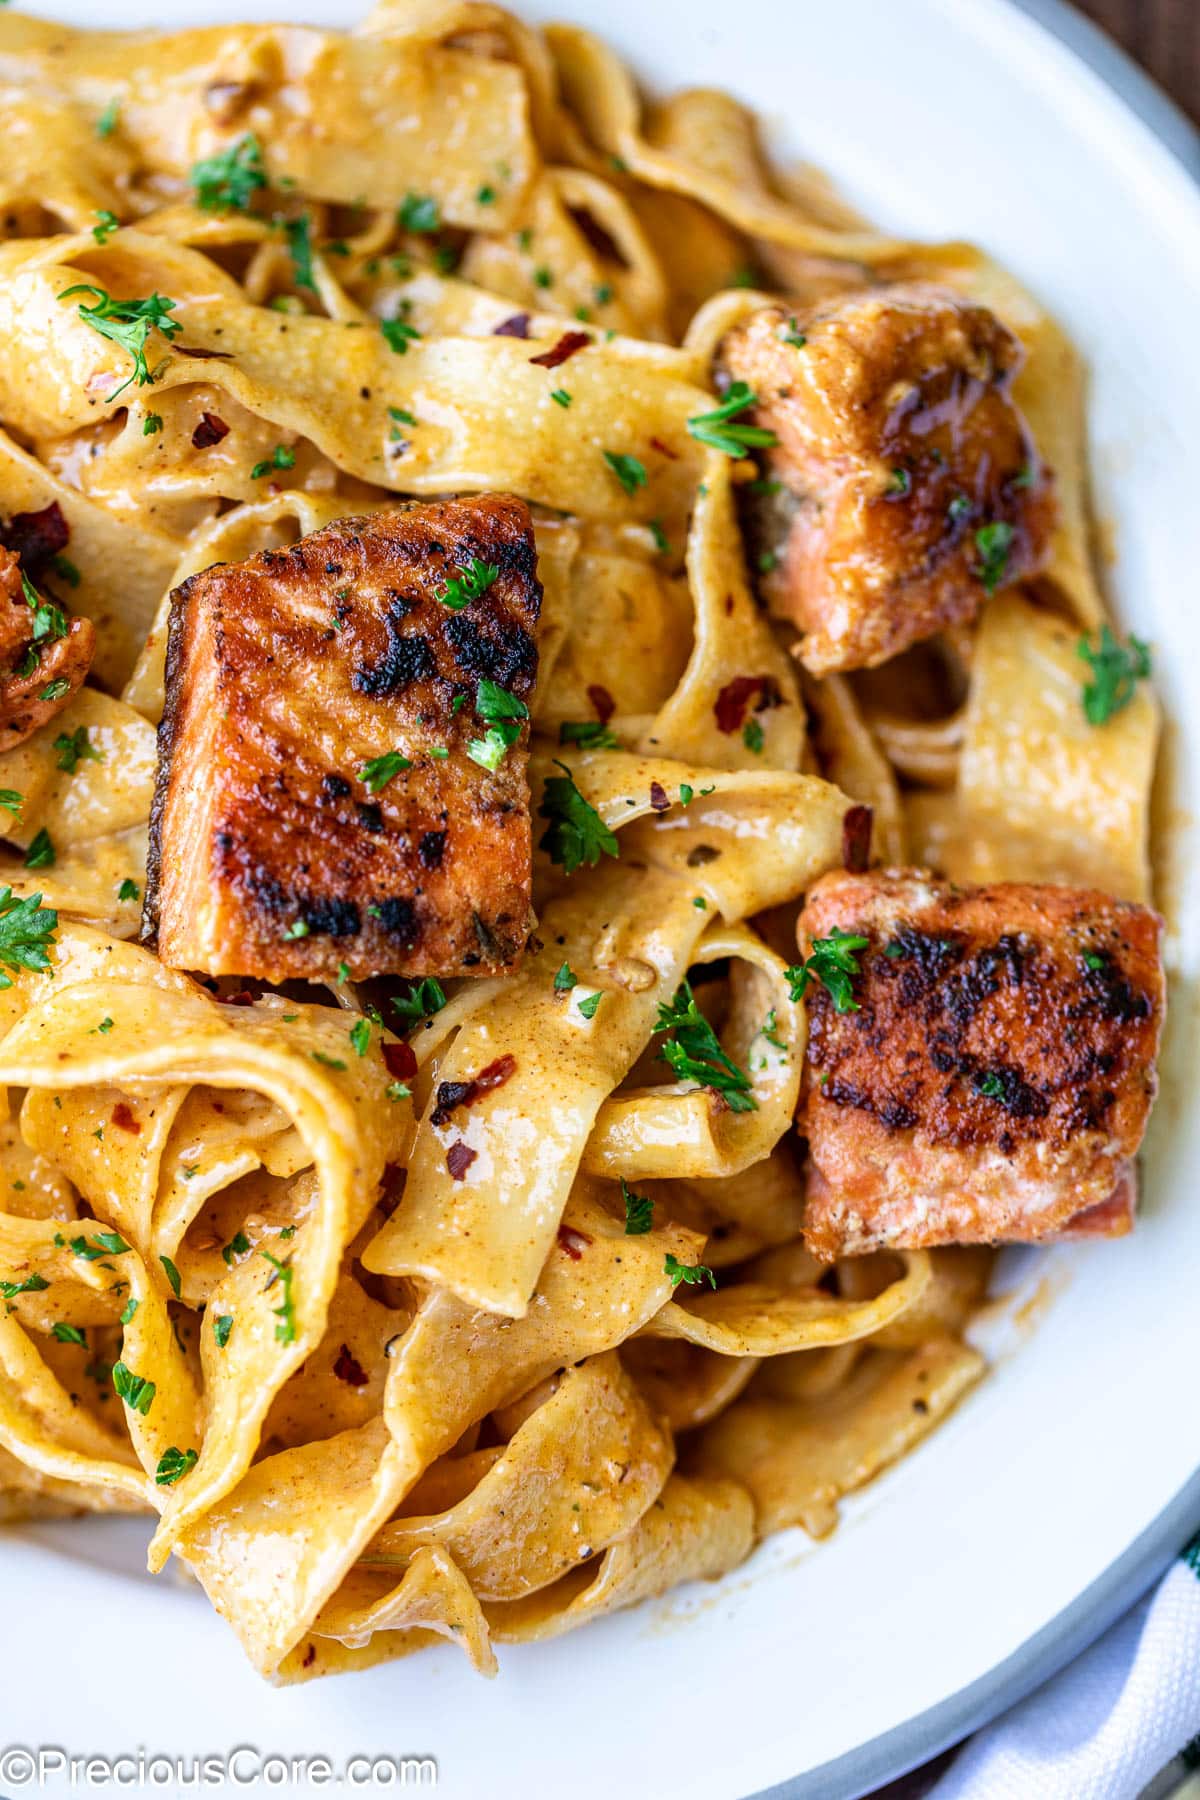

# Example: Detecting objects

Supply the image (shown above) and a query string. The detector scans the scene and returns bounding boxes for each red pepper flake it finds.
[556,1223,592,1260]
[377,1163,405,1220]
[192,412,229,449]
[493,313,531,339]
[383,1040,418,1081]
[446,1141,477,1180]
[842,804,874,872]
[111,1102,141,1135]
[216,989,255,1006]
[0,501,69,577]
[587,683,616,723]
[333,1343,369,1387]
[649,435,679,461]
[648,781,670,812]
[302,1644,316,1669]
[528,329,590,370]
[431,1052,517,1127]
[714,674,781,735]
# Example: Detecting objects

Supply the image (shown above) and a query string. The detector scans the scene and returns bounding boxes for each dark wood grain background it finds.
[1075,0,1200,122]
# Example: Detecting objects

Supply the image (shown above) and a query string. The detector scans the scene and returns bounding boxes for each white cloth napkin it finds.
[931,1534,1200,1800]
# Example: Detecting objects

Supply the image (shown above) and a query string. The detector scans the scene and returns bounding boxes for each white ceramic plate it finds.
[5,3,1200,1795]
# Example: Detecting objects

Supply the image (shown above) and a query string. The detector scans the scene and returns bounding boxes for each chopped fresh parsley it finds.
[437,558,499,610]
[648,519,670,555]
[0,1271,49,1299]
[143,413,163,436]
[654,979,756,1113]
[191,133,265,212]
[538,761,619,875]
[97,1016,114,1034]
[160,1255,182,1299]
[664,1253,716,1290]
[553,961,577,993]
[58,284,181,397]
[742,717,764,755]
[779,318,807,348]
[397,193,440,234]
[887,467,912,497]
[112,1360,156,1415]
[67,1231,130,1261]
[49,554,80,588]
[283,918,310,941]
[51,1322,87,1346]
[785,927,870,1014]
[23,829,55,870]
[477,184,497,205]
[577,990,602,1020]
[250,444,296,479]
[53,726,102,774]
[392,977,446,1027]
[155,1446,199,1486]
[380,315,421,354]
[261,1250,297,1345]
[603,451,648,496]
[0,790,22,821]
[311,1050,346,1071]
[687,383,778,458]
[358,749,412,793]
[0,887,57,988]
[1078,625,1151,726]
[973,520,1015,594]
[213,1313,234,1349]
[550,388,571,408]
[118,878,140,902]
[559,719,619,750]
[20,570,67,644]
[622,1179,653,1235]
[221,1230,250,1268]
[96,98,120,138]
[974,1071,1006,1100]
[39,678,71,702]
[467,679,528,770]
[1083,949,1108,971]
[386,1080,411,1101]
[91,209,120,245]
[349,1017,371,1057]
[120,1295,139,1326]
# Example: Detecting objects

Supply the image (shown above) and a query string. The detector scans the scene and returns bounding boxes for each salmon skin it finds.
[145,494,542,984]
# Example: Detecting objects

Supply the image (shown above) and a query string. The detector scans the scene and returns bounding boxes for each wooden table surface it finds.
[1075,0,1200,123]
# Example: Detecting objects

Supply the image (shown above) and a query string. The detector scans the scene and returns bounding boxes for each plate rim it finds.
[755,5,1200,1792]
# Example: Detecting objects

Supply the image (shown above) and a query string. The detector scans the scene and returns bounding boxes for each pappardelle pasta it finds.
[0,1,1164,1682]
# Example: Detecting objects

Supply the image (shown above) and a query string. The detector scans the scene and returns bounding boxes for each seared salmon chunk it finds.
[797,870,1164,1259]
[721,284,1056,673]
[146,495,542,983]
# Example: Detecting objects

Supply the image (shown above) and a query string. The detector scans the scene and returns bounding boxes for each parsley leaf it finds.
[250,444,296,480]
[558,719,619,750]
[380,315,421,354]
[96,99,120,138]
[51,1321,86,1346]
[155,1446,199,1486]
[160,1255,182,1299]
[221,1230,250,1268]
[117,878,140,902]
[742,717,764,755]
[0,887,57,987]
[654,979,756,1113]
[1078,625,1152,726]
[785,927,869,1013]
[20,570,67,643]
[23,829,55,869]
[621,1179,653,1235]
[53,726,102,774]
[538,761,619,875]
[261,1250,297,1345]
[664,1252,716,1290]
[553,961,577,993]
[0,789,22,820]
[397,193,440,234]
[437,558,499,611]
[91,208,120,245]
[687,383,778,458]
[577,990,602,1020]
[112,1360,156,1415]
[467,679,528,770]
[190,133,266,212]
[358,749,412,793]
[58,284,181,398]
[280,212,316,293]
[68,1231,130,1261]
[973,520,1015,594]
[213,1313,234,1349]
[0,1272,49,1299]
[349,1017,371,1057]
[391,977,446,1027]
[603,451,648,496]
[311,1050,346,1071]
